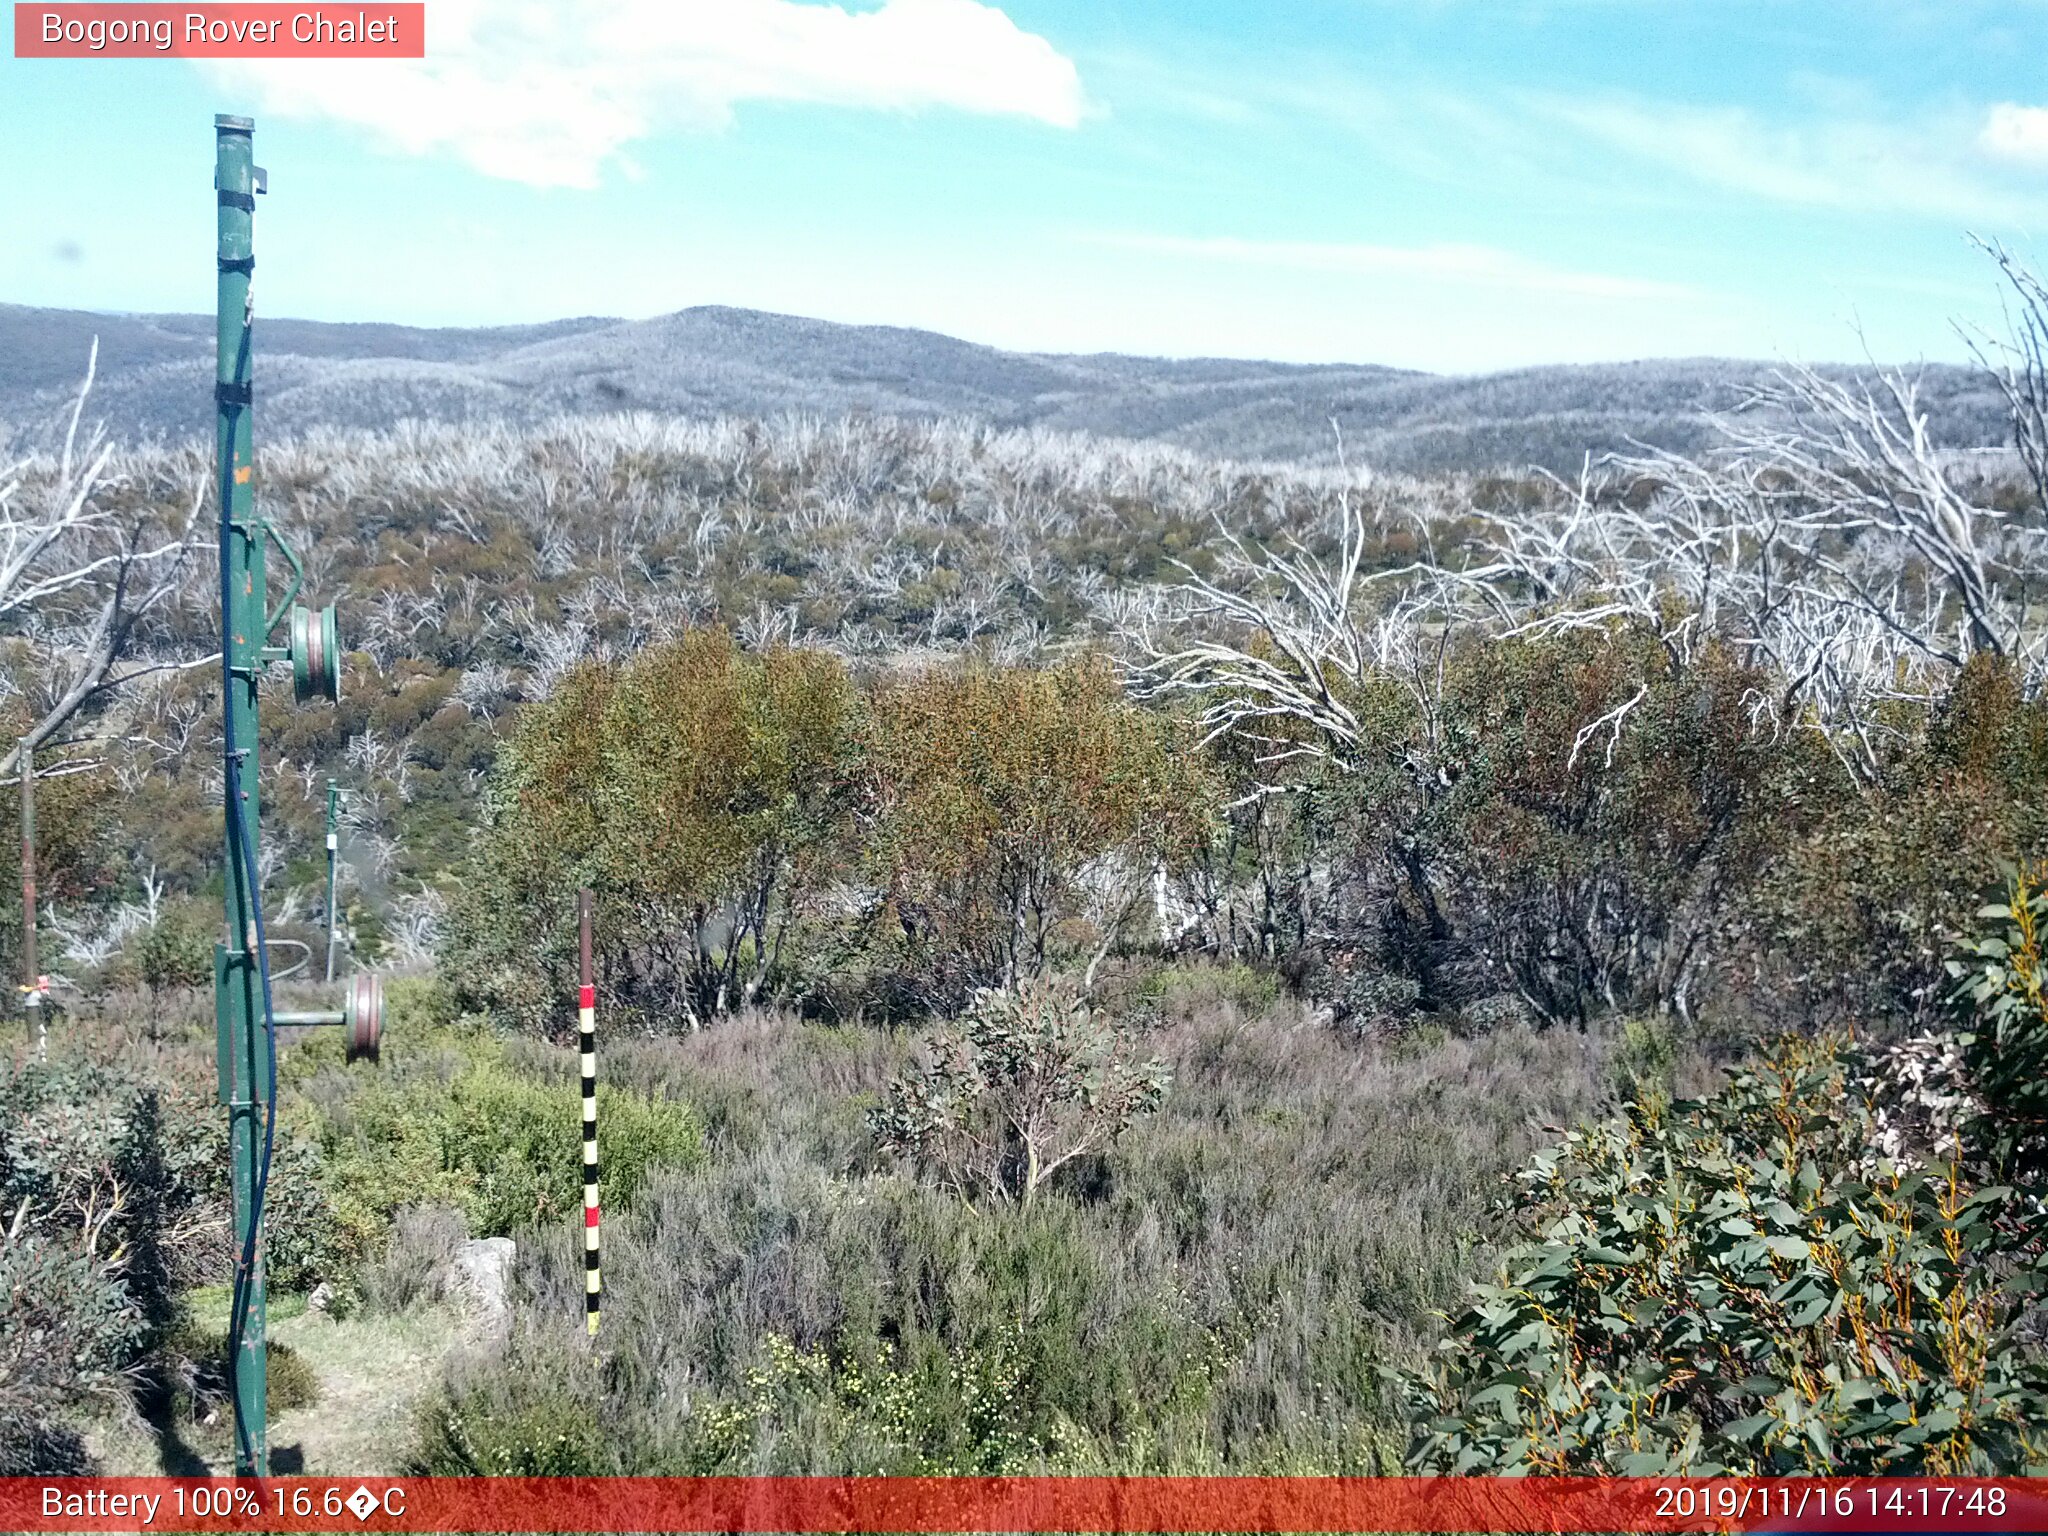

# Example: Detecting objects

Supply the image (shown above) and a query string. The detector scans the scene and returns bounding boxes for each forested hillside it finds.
[0,299,2014,472]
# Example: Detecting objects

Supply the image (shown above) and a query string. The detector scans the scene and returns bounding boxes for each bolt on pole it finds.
[214,110,270,1477]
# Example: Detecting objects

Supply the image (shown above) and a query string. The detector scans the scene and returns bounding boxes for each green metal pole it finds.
[214,112,269,1478]
[324,780,340,982]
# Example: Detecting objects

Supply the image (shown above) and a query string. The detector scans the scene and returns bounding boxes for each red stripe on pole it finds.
[2,1476,2044,1532]
[585,1205,601,1227]
[579,984,595,1009]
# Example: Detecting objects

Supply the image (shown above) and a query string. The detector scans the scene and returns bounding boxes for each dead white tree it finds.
[0,344,204,781]
[1964,237,2048,517]
[1126,474,1440,786]
[1133,250,2048,798]
[1472,360,2048,781]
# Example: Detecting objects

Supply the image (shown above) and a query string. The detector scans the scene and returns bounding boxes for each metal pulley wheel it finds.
[290,601,341,702]
[343,970,383,1064]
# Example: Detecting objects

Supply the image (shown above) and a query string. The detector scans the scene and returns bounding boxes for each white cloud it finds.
[1983,103,2048,166]
[197,0,1084,189]
[1090,233,1695,301]
[1538,96,2042,224]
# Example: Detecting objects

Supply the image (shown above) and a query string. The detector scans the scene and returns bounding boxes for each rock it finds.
[306,1282,336,1313]
[444,1237,516,1336]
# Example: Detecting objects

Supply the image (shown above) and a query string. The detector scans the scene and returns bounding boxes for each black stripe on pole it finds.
[579,886,600,1335]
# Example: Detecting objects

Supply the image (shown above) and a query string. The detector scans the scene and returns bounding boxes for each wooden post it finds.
[20,737,42,1062]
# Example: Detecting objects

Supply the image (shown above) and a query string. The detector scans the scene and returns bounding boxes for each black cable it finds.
[219,428,280,1473]
[222,749,279,1473]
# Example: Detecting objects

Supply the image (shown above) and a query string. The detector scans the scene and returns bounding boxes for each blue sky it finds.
[5,0,2048,371]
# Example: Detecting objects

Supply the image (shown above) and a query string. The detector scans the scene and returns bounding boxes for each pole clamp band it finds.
[217,255,255,275]
[216,381,253,406]
[218,190,257,211]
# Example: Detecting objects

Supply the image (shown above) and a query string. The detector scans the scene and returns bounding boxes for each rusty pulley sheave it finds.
[343,970,383,1064]
[290,602,340,703]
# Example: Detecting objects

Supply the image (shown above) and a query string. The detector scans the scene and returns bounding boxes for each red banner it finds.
[13,4,424,57]
[4,1477,2047,1533]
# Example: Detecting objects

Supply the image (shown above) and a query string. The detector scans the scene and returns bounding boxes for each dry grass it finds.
[88,1286,473,1476]
[414,969,1639,1475]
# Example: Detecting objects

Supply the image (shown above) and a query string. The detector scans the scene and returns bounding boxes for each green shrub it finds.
[1328,968,1422,1042]
[446,1062,703,1234]
[866,657,1211,1009]
[870,979,1169,1205]
[410,1338,609,1475]
[679,1323,1045,1474]
[134,903,215,1037]
[1132,961,1281,1025]
[0,1055,305,1300]
[266,1339,322,1412]
[1372,627,1813,1024]
[1945,860,2048,1180]
[181,1330,322,1416]
[0,1216,147,1466]
[448,629,860,1033]
[1609,1015,1678,1110]
[1755,656,2048,1032]
[0,1419,95,1476]
[1400,1034,2048,1473]
[0,1234,143,1428]
[1452,992,1534,1036]
[299,1023,702,1240]
[262,1137,368,1291]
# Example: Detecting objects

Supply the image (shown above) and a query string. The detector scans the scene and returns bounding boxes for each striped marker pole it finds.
[578,887,601,1336]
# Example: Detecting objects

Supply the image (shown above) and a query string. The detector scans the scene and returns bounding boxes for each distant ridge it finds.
[0,301,2008,473]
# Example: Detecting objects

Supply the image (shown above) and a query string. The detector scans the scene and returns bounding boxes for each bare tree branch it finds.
[0,346,205,780]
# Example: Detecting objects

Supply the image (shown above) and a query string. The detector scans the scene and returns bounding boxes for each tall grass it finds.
[412,969,1626,1475]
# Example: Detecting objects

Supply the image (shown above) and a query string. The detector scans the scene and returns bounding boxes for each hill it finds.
[0,300,2010,472]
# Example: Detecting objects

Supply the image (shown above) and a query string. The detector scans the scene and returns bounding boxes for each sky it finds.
[5,0,2048,372]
